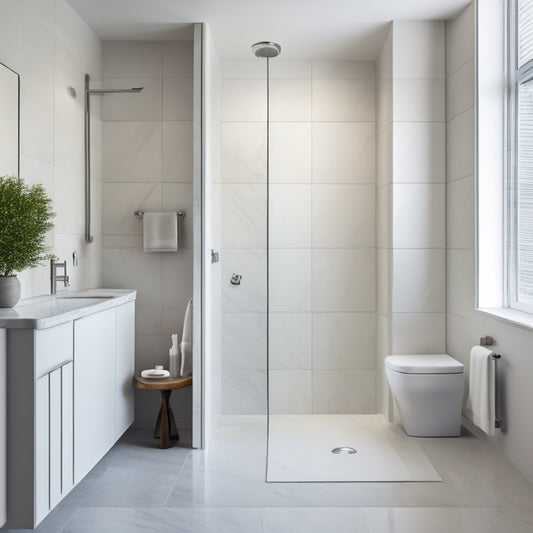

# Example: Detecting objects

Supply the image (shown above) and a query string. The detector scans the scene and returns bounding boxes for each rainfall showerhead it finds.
[252,41,281,58]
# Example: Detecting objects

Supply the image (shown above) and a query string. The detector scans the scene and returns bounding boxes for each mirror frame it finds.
[0,60,20,178]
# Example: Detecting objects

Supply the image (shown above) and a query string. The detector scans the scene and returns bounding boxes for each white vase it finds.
[0,275,21,308]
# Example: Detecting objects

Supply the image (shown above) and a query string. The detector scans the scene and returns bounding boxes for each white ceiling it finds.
[67,0,472,60]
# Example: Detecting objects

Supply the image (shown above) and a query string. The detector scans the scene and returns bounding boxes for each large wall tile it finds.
[376,185,391,249]
[377,249,392,317]
[163,41,193,78]
[313,249,375,312]
[447,107,474,181]
[163,78,193,121]
[312,313,375,370]
[446,58,474,120]
[312,78,375,122]
[392,79,445,122]
[161,182,194,236]
[447,249,476,321]
[221,122,266,183]
[269,250,312,312]
[162,121,193,182]
[376,125,393,188]
[391,312,446,354]
[54,167,84,234]
[447,175,474,250]
[270,122,312,183]
[393,122,445,183]
[103,121,162,181]
[446,2,475,75]
[222,184,267,248]
[161,249,194,308]
[312,122,375,183]
[221,313,267,370]
[392,184,445,249]
[269,371,312,414]
[102,78,162,121]
[269,313,312,370]
[270,79,311,122]
[269,185,311,248]
[221,370,266,414]
[312,61,375,79]
[103,41,162,78]
[312,370,375,414]
[392,249,445,313]
[221,79,266,122]
[312,184,375,248]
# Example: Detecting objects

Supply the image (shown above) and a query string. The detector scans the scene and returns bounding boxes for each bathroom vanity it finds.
[0,289,136,529]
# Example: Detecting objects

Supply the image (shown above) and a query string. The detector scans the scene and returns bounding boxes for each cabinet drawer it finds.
[35,323,73,378]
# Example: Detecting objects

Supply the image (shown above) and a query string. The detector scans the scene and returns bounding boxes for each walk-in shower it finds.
[84,74,144,243]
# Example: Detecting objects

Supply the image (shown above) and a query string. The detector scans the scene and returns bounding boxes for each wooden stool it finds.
[133,375,192,449]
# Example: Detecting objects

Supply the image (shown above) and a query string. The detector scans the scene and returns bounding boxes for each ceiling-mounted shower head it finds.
[252,41,281,58]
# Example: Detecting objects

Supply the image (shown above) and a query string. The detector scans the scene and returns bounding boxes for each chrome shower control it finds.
[230,273,242,285]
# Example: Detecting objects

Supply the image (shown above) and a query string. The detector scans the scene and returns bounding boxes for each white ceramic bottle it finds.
[169,334,179,378]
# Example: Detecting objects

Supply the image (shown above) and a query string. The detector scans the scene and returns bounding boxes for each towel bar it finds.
[134,211,186,250]
[491,353,504,430]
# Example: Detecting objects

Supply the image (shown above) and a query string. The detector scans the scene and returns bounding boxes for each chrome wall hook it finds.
[230,273,242,285]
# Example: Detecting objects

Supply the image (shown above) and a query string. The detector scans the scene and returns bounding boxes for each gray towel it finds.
[143,212,178,252]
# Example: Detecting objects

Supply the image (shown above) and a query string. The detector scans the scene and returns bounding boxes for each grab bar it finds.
[491,354,504,430]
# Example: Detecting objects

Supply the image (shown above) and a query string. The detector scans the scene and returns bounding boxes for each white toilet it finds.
[385,354,464,437]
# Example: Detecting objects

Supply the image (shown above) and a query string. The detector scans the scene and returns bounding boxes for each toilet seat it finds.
[385,354,464,374]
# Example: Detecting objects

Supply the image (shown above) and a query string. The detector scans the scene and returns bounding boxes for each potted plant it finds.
[0,175,55,307]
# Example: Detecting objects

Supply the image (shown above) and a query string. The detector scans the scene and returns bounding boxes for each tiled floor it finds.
[8,416,533,533]
[267,415,440,482]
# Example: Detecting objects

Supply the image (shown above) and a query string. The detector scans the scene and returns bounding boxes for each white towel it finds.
[466,345,495,435]
[143,212,178,252]
[180,297,193,377]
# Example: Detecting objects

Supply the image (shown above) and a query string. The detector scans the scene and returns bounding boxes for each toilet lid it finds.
[385,354,464,374]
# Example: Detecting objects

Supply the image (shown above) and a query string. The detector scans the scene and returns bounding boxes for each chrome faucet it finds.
[50,259,70,294]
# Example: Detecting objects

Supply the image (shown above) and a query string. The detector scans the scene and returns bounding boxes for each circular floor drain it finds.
[331,447,357,455]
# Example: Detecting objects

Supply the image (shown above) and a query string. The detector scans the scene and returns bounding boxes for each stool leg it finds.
[154,390,179,449]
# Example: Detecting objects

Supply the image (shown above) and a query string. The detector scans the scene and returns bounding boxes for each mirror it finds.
[0,61,20,177]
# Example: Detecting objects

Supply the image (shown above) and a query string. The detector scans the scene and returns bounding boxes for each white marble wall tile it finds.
[162,41,193,78]
[269,313,312,370]
[162,121,193,182]
[20,90,54,164]
[103,249,162,309]
[222,184,267,248]
[54,116,84,176]
[312,122,375,183]
[221,249,267,312]
[312,184,375,248]
[446,2,475,75]
[163,78,193,121]
[269,250,312,312]
[447,249,477,321]
[269,371,312,414]
[312,370,375,413]
[446,312,486,370]
[269,61,311,79]
[312,313,375,370]
[393,122,445,183]
[313,249,375,312]
[392,184,445,249]
[135,306,162,336]
[447,108,474,181]
[391,312,446,354]
[221,60,266,79]
[53,167,84,234]
[103,41,162,78]
[312,61,375,79]
[103,121,162,181]
[376,126,393,188]
[161,183,194,234]
[221,79,266,121]
[102,78,162,121]
[221,313,267,370]
[221,370,267,414]
[102,182,161,234]
[312,79,375,122]
[270,79,311,122]
[269,122,312,183]
[377,249,392,318]
[269,185,311,248]
[393,79,445,122]
[447,175,474,250]
[392,249,445,313]
[376,185,391,249]
[446,58,474,121]
[221,122,266,183]
[161,249,194,308]
[393,21,445,79]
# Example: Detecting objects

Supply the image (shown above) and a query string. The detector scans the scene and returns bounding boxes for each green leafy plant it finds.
[0,175,55,277]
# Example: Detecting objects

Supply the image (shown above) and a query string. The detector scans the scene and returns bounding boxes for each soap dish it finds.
[141,368,170,379]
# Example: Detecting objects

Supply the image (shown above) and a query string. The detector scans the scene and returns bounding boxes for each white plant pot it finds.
[0,275,21,308]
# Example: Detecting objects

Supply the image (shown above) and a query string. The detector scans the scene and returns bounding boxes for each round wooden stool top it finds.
[133,374,192,391]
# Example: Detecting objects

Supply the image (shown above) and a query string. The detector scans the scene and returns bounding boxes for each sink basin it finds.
[56,295,114,300]
[52,297,113,312]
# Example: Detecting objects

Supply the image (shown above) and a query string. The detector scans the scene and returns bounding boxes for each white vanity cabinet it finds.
[4,297,135,529]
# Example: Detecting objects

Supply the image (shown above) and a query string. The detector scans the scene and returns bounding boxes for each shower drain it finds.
[331,447,357,455]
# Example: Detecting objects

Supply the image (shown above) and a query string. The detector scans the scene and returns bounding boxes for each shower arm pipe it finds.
[84,73,93,243]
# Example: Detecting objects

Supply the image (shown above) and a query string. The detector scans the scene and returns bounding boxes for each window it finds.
[507,0,533,312]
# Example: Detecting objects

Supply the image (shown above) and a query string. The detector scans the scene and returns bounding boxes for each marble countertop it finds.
[0,289,137,330]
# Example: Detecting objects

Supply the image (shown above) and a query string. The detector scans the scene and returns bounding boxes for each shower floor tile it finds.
[267,414,441,482]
